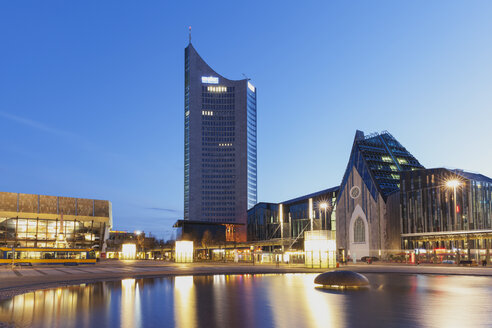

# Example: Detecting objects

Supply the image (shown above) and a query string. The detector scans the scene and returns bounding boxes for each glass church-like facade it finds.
[184,43,256,239]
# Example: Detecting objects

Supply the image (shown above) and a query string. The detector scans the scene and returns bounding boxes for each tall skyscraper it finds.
[184,42,257,238]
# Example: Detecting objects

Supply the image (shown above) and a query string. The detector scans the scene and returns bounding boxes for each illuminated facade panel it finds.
[304,230,336,268]
[175,241,194,263]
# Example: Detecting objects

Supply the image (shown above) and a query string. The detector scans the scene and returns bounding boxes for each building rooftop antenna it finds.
[242,73,250,81]
[188,26,192,44]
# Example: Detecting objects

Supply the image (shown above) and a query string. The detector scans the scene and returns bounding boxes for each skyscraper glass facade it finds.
[246,82,257,209]
[200,84,236,221]
[184,43,256,234]
[184,47,191,220]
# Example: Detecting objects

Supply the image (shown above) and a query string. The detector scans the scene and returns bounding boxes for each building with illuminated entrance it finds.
[0,191,112,250]
[184,42,257,241]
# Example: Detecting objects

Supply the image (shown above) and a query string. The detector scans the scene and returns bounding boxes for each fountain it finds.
[314,270,369,289]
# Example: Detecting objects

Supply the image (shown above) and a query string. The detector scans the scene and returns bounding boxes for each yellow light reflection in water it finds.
[267,274,344,328]
[418,276,492,328]
[174,276,196,328]
[121,278,141,328]
[0,285,101,328]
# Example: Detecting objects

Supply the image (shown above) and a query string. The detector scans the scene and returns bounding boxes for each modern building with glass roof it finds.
[336,130,424,260]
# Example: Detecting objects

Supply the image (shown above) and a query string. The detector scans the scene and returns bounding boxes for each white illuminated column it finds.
[279,204,284,253]
[175,241,194,263]
[309,198,313,231]
[304,231,336,268]
[121,243,137,260]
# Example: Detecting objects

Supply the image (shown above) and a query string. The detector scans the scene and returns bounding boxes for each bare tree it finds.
[201,230,213,260]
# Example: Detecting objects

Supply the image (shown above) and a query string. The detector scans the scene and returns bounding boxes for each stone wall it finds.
[0,192,17,212]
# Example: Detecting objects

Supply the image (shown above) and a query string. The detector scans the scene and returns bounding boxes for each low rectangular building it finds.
[400,168,492,261]
[247,187,339,248]
[173,220,242,244]
[0,192,112,250]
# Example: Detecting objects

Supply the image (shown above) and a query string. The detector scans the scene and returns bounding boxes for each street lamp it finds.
[320,202,328,230]
[446,179,461,231]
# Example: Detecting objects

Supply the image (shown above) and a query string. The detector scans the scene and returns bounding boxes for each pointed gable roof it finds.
[338,130,424,203]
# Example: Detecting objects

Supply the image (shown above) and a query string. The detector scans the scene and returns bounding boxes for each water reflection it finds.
[0,283,108,327]
[121,279,141,328]
[1,274,492,327]
[174,276,196,328]
[418,276,492,328]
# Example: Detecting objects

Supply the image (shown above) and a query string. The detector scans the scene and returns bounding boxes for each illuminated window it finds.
[354,217,365,243]
[390,165,397,171]
[382,156,392,163]
[397,158,408,164]
[207,86,227,93]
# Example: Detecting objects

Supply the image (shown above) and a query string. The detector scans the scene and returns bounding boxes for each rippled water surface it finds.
[1,273,492,328]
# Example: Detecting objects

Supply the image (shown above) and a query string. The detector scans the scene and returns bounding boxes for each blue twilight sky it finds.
[1,1,491,240]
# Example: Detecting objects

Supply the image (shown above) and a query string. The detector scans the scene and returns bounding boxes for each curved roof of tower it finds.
[186,43,248,83]
[338,130,424,202]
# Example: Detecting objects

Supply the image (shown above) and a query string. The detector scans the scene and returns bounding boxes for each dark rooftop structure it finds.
[452,169,492,184]
[339,130,424,201]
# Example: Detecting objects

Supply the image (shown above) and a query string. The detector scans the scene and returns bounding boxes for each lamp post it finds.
[446,180,460,231]
[320,202,328,230]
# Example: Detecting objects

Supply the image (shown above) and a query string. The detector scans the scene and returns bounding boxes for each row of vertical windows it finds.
[201,190,235,195]
[201,148,235,152]
[202,137,235,142]
[202,121,235,126]
[202,164,235,168]
[202,196,236,200]
[202,153,235,158]
[201,132,235,137]
[202,179,235,184]
[202,169,234,174]
[202,207,235,212]
[202,202,236,206]
[202,185,235,190]
[202,127,235,132]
